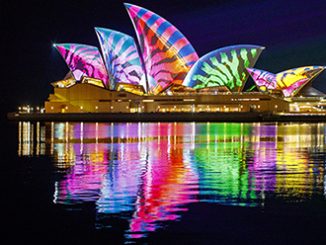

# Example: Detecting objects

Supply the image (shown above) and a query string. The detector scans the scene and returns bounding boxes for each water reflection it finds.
[18,121,46,156]
[18,122,326,239]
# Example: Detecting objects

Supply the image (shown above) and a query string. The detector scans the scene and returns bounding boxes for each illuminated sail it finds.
[183,45,265,92]
[54,43,109,88]
[276,66,325,97]
[248,66,325,97]
[125,3,199,95]
[246,68,277,92]
[95,27,145,90]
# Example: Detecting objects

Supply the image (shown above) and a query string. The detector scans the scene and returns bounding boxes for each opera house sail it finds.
[53,43,109,88]
[125,3,199,95]
[95,27,145,91]
[183,45,265,92]
[14,2,322,118]
[247,66,326,97]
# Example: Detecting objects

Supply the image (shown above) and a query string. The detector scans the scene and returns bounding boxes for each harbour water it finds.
[4,121,326,244]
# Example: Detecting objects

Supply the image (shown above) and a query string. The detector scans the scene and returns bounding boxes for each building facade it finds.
[45,83,295,113]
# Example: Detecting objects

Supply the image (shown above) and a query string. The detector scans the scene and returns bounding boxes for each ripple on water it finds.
[18,122,326,239]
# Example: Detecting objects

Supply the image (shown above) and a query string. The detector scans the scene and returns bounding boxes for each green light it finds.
[184,45,264,92]
[193,123,257,205]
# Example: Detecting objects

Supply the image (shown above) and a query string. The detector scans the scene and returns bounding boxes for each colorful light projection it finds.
[277,66,325,97]
[51,78,77,88]
[246,68,277,92]
[95,28,145,90]
[81,76,105,88]
[183,45,265,92]
[125,3,199,95]
[54,43,109,88]
[116,83,146,96]
[247,66,326,97]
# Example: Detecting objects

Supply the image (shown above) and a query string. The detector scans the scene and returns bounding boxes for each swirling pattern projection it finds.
[95,28,145,90]
[276,66,325,97]
[246,68,277,92]
[183,45,265,92]
[125,3,199,95]
[54,43,109,88]
[248,66,325,97]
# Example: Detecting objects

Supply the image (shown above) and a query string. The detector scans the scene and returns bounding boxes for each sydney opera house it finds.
[44,3,326,115]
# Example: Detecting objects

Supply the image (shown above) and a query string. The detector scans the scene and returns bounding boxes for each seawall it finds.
[7,112,326,122]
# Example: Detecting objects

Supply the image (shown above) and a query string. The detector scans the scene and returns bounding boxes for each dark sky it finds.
[2,0,326,111]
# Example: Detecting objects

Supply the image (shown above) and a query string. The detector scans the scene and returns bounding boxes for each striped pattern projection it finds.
[54,43,109,88]
[246,68,277,92]
[125,3,199,95]
[95,28,145,91]
[183,45,265,92]
[248,66,325,97]
[276,66,325,97]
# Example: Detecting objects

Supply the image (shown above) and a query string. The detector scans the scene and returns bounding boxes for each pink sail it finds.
[248,66,325,97]
[54,43,109,88]
[125,3,199,94]
[95,28,145,90]
[246,67,277,91]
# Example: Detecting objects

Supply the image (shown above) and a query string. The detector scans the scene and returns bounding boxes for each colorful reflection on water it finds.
[18,122,326,239]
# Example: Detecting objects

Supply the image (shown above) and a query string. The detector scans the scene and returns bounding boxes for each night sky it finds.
[2,0,326,112]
